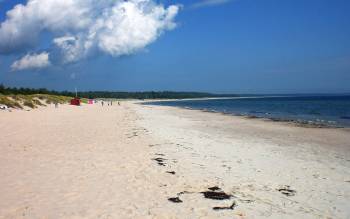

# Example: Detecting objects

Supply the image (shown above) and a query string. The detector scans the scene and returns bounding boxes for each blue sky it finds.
[0,0,349,94]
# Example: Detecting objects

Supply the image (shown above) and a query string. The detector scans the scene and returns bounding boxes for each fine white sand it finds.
[0,102,349,218]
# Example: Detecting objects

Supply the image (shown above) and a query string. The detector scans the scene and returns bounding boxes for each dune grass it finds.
[33,94,71,105]
[0,94,23,109]
[0,93,72,109]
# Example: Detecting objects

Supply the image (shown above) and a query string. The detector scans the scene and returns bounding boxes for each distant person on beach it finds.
[118,102,120,106]
[111,101,113,106]
[101,101,104,107]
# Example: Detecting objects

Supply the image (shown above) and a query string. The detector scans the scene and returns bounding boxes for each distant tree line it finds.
[0,84,237,99]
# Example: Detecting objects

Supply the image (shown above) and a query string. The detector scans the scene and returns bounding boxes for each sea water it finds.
[145,95,350,127]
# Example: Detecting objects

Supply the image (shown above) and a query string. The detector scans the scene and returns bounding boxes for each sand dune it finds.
[0,102,349,218]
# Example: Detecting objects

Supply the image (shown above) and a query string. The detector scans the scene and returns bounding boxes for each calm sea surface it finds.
[145,95,350,127]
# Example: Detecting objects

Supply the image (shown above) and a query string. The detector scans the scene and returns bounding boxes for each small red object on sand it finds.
[70,98,81,106]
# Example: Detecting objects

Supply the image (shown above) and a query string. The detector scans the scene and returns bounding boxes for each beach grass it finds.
[0,93,72,109]
[0,94,23,109]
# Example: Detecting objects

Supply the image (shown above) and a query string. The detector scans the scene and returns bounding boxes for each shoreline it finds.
[200,108,349,129]
[141,93,350,103]
[140,98,350,129]
[136,103,350,153]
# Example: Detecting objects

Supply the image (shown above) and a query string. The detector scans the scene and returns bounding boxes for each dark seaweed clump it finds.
[201,191,232,200]
[208,186,221,191]
[166,171,176,175]
[152,157,166,166]
[213,201,237,211]
[277,186,296,196]
[168,197,183,203]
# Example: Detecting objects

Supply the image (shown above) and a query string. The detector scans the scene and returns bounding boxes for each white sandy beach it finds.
[0,102,349,219]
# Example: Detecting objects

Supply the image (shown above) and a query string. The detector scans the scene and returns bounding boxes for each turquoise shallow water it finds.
[145,95,350,127]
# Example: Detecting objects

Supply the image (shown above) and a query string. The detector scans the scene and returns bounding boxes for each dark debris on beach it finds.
[168,197,183,203]
[213,201,237,211]
[152,157,166,166]
[277,185,296,196]
[202,191,232,200]
[167,187,243,212]
[208,186,221,191]
[201,187,232,200]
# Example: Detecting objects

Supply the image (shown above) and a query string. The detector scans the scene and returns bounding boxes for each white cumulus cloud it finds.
[0,0,180,68]
[11,52,50,71]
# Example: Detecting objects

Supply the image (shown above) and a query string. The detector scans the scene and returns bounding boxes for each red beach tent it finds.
[70,97,81,106]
